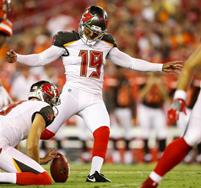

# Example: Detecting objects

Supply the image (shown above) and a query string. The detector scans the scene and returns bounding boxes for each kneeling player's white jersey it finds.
[0,100,54,147]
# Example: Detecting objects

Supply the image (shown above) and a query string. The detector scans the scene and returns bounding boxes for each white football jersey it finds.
[0,100,51,147]
[53,31,116,95]
[17,31,163,96]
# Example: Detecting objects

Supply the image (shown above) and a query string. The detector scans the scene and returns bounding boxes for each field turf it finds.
[0,163,201,188]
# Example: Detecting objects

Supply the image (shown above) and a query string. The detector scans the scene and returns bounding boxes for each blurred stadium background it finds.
[0,0,201,165]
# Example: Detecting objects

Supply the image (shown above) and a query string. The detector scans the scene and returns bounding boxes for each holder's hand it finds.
[40,149,58,164]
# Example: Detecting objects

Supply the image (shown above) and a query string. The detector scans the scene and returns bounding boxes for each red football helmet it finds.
[28,81,60,106]
[79,6,108,46]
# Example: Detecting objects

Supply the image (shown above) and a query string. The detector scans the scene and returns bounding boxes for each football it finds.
[50,153,70,182]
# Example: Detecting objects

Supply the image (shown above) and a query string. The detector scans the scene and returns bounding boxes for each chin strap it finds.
[80,33,97,46]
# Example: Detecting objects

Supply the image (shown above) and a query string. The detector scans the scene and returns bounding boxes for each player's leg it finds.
[138,104,152,162]
[177,108,191,135]
[0,146,52,185]
[177,108,193,163]
[154,109,167,159]
[79,101,111,182]
[41,85,79,139]
[140,138,192,188]
[140,93,201,188]
[111,109,122,164]
[115,108,133,164]
[76,115,91,163]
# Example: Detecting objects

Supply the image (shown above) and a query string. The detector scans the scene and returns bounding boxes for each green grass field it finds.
[0,163,201,188]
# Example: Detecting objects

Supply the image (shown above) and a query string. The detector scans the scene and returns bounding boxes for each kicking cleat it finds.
[140,177,158,188]
[86,171,111,182]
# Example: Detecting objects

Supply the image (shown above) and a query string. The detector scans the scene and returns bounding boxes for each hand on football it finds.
[162,61,183,74]
[6,49,17,63]
[40,149,58,164]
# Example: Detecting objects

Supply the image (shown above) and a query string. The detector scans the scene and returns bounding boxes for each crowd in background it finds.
[0,0,201,164]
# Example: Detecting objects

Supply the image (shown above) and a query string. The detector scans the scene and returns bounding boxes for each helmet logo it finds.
[41,83,54,97]
[29,81,60,106]
[82,11,93,23]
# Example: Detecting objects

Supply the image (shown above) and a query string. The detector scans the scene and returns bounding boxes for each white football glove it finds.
[0,85,13,110]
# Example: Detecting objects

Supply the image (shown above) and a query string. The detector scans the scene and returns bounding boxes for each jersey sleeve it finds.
[32,106,55,127]
[102,34,117,47]
[108,47,163,72]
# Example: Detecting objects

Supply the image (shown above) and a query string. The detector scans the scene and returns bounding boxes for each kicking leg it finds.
[41,88,79,139]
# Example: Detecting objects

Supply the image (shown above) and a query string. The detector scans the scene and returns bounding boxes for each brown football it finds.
[50,153,70,182]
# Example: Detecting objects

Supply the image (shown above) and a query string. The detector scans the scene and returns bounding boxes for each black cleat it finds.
[86,171,111,182]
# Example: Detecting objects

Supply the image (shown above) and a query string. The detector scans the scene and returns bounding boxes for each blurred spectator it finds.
[47,14,76,36]
[112,69,136,164]
[10,65,36,100]
[138,73,169,162]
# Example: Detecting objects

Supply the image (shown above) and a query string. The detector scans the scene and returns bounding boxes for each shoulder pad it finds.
[32,106,55,127]
[53,31,80,47]
[102,34,117,47]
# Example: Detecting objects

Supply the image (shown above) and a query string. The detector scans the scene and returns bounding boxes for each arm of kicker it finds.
[108,47,163,72]
[16,45,65,66]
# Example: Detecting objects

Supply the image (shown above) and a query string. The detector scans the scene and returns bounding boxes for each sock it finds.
[153,137,191,180]
[16,171,52,185]
[0,173,16,183]
[92,126,110,158]
[89,156,104,175]
[89,126,110,175]
[150,171,162,183]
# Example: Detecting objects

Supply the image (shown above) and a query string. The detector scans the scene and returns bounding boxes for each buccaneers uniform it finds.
[7,6,181,182]
[0,81,59,185]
